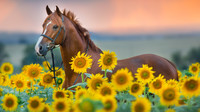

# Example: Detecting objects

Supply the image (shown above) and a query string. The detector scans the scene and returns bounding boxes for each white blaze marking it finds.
[35,36,44,54]
[35,21,52,55]
[43,21,52,35]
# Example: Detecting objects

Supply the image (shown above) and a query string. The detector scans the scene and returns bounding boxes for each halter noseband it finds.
[41,15,66,49]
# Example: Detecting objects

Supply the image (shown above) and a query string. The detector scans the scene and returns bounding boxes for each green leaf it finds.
[84,73,92,78]
[67,82,87,90]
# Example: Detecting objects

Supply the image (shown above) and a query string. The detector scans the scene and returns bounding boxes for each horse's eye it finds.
[53,25,58,30]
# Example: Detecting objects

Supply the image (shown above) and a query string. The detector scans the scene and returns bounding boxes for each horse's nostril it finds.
[39,46,43,50]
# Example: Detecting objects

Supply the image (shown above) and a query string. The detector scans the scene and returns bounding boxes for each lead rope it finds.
[50,49,57,85]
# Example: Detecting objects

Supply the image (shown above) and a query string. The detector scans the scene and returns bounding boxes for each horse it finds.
[35,6,178,89]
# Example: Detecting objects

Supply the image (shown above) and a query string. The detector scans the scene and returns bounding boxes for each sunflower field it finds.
[0,50,200,112]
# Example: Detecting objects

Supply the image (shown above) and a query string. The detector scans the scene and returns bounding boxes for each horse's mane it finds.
[63,10,102,53]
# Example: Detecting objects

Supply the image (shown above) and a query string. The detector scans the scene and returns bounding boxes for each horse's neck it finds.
[59,25,101,88]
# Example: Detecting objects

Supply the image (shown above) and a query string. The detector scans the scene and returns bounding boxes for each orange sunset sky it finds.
[0,0,200,34]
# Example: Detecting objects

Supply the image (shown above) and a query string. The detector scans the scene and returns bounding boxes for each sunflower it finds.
[177,70,182,79]
[149,74,166,95]
[165,109,176,112]
[189,62,200,76]
[55,67,65,79]
[27,96,44,112]
[131,97,151,112]
[0,73,10,86]
[159,85,180,106]
[176,97,186,106]
[181,77,200,98]
[66,90,73,99]
[75,86,82,91]
[42,103,52,112]
[75,88,88,100]
[13,75,27,91]
[70,51,93,73]
[167,79,178,87]
[52,99,70,112]
[53,88,67,100]
[0,88,3,96]
[97,82,116,97]
[42,61,50,70]
[87,73,108,93]
[56,77,64,88]
[75,97,97,112]
[10,75,18,88]
[25,64,43,80]
[135,64,155,84]
[26,80,35,89]
[0,62,14,75]
[1,94,18,111]
[111,68,133,91]
[101,96,117,112]
[129,81,145,97]
[40,71,54,88]
[98,50,117,71]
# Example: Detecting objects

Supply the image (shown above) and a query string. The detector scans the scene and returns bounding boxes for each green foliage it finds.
[0,42,8,64]
[21,44,63,68]
[171,45,200,70]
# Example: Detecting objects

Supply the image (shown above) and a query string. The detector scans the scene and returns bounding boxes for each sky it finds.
[0,0,200,34]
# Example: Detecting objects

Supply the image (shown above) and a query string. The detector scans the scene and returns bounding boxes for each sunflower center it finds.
[56,102,65,111]
[103,55,113,66]
[185,79,198,91]
[57,78,63,85]
[163,89,175,101]
[31,100,39,108]
[4,66,10,72]
[141,71,150,79]
[30,70,39,77]
[75,58,86,68]
[6,98,14,107]
[192,67,197,72]
[134,103,144,112]
[116,74,127,85]
[153,80,162,89]
[16,81,23,88]
[42,107,48,112]
[131,84,140,93]
[79,100,94,112]
[105,101,112,110]
[91,79,102,90]
[43,75,53,84]
[101,87,111,96]
[56,71,61,76]
[56,92,65,98]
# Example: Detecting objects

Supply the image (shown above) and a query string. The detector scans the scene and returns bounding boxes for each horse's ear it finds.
[46,5,52,15]
[63,9,66,15]
[56,6,61,16]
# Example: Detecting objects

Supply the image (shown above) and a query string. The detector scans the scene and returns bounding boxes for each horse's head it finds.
[35,6,66,56]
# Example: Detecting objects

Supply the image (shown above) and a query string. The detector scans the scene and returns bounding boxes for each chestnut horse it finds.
[35,6,178,89]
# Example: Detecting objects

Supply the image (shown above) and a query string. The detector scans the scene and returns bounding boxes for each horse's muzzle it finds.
[35,44,49,56]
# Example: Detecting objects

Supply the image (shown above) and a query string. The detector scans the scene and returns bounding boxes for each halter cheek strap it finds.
[40,15,65,49]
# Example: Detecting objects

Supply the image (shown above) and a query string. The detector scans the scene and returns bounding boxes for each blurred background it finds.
[1,0,200,73]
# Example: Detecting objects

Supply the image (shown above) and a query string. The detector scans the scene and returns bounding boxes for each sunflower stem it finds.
[187,96,192,108]
[81,73,84,83]
[19,90,20,95]
[104,69,107,78]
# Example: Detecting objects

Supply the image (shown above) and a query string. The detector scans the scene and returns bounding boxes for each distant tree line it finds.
[0,42,8,64]
[22,44,63,69]
[171,45,200,70]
